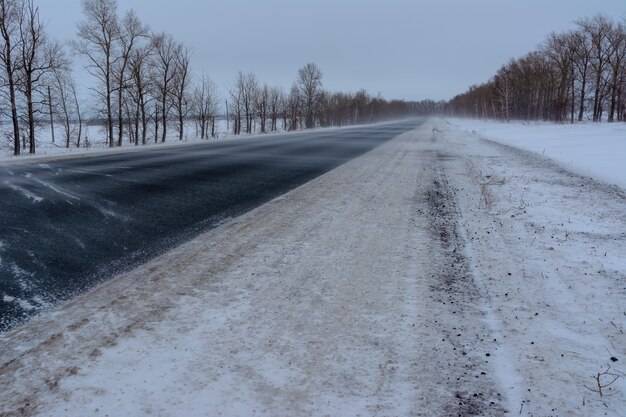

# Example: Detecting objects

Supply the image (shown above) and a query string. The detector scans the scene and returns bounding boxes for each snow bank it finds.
[446,118,626,190]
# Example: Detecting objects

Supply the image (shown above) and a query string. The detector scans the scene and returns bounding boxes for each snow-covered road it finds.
[1,121,625,416]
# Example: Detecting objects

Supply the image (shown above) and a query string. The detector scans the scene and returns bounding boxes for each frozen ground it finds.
[0,120,625,416]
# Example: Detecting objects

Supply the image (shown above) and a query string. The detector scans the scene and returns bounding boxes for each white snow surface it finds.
[0,120,230,163]
[1,120,625,416]
[0,119,365,165]
[446,117,626,190]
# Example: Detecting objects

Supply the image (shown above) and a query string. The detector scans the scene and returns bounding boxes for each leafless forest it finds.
[0,0,437,156]
[4,1,622,158]
[447,15,626,123]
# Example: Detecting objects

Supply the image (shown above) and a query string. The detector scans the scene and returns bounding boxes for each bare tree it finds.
[51,63,82,148]
[0,0,22,155]
[607,21,625,122]
[113,9,148,146]
[17,0,63,153]
[297,62,322,129]
[152,32,177,142]
[287,83,301,131]
[256,83,269,134]
[171,43,191,141]
[74,0,119,147]
[543,32,575,122]
[316,90,331,127]
[231,90,242,135]
[571,22,594,121]
[447,13,626,124]
[128,43,153,145]
[234,71,257,134]
[494,65,512,122]
[580,15,614,121]
[71,76,83,147]
[333,92,352,126]
[268,86,282,132]
[192,73,219,139]
[279,89,289,130]
[619,24,626,121]
[352,89,370,124]
[153,100,159,143]
[229,72,245,135]
[123,94,134,144]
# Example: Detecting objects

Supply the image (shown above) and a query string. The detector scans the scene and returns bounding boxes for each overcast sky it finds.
[39,0,626,102]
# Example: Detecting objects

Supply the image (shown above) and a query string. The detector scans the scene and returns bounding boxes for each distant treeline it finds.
[0,0,432,157]
[446,14,626,123]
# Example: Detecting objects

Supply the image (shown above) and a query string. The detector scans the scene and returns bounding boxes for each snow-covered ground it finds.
[0,120,233,162]
[0,120,625,416]
[446,117,626,190]
[0,119,363,163]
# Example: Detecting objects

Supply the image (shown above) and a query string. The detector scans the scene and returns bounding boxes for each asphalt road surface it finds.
[0,119,422,331]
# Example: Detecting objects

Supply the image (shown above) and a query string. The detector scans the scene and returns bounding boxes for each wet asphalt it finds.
[0,119,423,331]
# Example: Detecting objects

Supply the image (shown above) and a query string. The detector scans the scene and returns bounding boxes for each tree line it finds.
[226,68,434,135]
[0,0,422,157]
[446,14,626,123]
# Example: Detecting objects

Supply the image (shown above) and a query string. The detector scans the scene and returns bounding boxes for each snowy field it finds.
[0,120,231,161]
[0,119,356,163]
[0,120,625,416]
[446,117,626,190]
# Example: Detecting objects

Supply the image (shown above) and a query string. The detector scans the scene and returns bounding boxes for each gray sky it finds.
[39,0,626,101]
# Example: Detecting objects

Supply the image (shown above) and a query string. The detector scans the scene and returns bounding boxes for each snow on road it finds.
[1,121,625,416]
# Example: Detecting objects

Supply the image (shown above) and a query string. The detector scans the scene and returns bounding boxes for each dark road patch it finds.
[0,120,422,331]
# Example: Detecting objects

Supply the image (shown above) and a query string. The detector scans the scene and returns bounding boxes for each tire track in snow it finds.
[411,145,509,416]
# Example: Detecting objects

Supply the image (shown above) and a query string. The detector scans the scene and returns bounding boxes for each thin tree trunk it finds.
[161,95,167,142]
[134,102,140,145]
[154,103,159,144]
[140,96,147,145]
[593,72,602,121]
[608,65,620,122]
[608,84,617,122]
[570,69,575,124]
[117,84,124,146]
[64,116,71,148]
[578,77,587,121]
[1,3,20,155]
[48,85,55,143]
[106,58,114,147]
[5,54,20,154]
[73,85,82,148]
[225,99,229,133]
[178,96,184,140]
[26,81,36,154]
